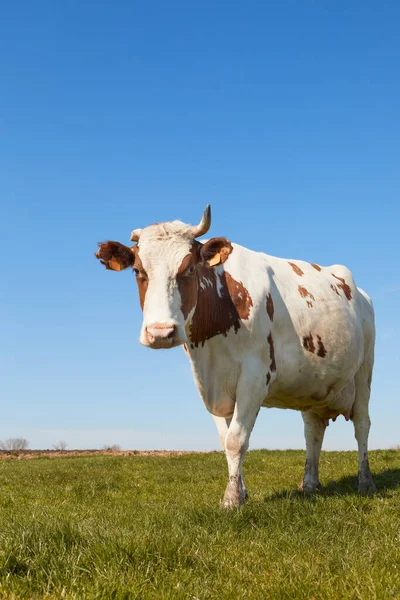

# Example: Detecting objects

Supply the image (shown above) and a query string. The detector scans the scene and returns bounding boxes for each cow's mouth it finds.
[141,324,186,349]
[143,338,185,350]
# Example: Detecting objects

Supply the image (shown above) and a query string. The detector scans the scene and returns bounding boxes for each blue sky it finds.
[1,1,399,450]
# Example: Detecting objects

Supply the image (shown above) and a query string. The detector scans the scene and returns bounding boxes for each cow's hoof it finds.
[358,475,376,495]
[221,487,247,509]
[221,498,239,509]
[299,480,321,493]
[221,496,246,509]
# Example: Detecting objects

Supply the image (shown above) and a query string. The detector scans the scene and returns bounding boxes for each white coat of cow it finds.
[96,205,376,506]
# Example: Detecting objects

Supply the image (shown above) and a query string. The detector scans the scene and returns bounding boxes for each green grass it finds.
[0,450,399,599]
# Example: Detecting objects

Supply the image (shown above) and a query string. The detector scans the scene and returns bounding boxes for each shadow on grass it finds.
[265,467,400,502]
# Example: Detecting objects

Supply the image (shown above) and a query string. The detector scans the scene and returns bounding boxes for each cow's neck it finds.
[187,266,253,349]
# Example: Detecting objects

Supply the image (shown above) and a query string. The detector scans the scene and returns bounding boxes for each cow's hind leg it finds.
[353,360,376,494]
[301,411,326,492]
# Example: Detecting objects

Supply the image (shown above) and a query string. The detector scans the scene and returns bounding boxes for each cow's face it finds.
[96,207,232,349]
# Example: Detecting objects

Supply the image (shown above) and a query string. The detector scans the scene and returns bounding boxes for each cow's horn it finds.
[190,204,211,238]
[130,229,142,242]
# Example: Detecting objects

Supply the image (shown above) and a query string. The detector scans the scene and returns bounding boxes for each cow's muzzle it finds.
[145,323,178,349]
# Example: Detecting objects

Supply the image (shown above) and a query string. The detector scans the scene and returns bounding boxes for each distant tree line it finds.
[53,441,68,451]
[0,439,122,451]
[0,438,29,451]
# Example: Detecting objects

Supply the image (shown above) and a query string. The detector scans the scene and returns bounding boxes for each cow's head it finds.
[95,206,233,349]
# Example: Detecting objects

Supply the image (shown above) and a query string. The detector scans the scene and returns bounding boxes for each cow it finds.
[95,205,376,507]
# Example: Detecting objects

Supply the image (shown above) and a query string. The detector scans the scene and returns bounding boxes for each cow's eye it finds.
[186,264,196,276]
[134,269,148,281]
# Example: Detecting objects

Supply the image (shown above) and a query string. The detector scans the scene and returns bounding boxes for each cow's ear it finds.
[200,237,233,267]
[95,241,135,271]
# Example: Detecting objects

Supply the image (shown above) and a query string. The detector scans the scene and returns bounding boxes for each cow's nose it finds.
[145,324,176,346]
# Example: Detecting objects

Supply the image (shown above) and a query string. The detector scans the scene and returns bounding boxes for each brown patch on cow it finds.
[316,335,326,358]
[177,253,194,277]
[266,372,271,386]
[189,268,253,347]
[136,278,148,310]
[298,285,315,308]
[288,262,304,276]
[132,246,148,310]
[178,274,197,319]
[311,263,321,271]
[225,273,253,320]
[96,241,135,271]
[330,284,340,296]
[298,286,315,301]
[266,293,274,321]
[267,333,276,372]
[332,274,352,300]
[303,334,315,354]
[298,286,308,298]
[177,246,199,319]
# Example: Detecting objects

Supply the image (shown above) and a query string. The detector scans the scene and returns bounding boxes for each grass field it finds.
[0,449,399,600]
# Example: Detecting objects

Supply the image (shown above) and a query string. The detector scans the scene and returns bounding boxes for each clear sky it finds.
[1,1,399,451]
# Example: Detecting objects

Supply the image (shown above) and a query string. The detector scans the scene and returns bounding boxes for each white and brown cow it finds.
[96,205,376,506]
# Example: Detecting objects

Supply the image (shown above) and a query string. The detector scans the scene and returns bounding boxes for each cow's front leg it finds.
[222,404,260,508]
[213,415,248,502]
[221,363,265,508]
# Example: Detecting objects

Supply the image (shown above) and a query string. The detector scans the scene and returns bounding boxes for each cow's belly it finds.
[262,374,356,422]
[262,391,322,411]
